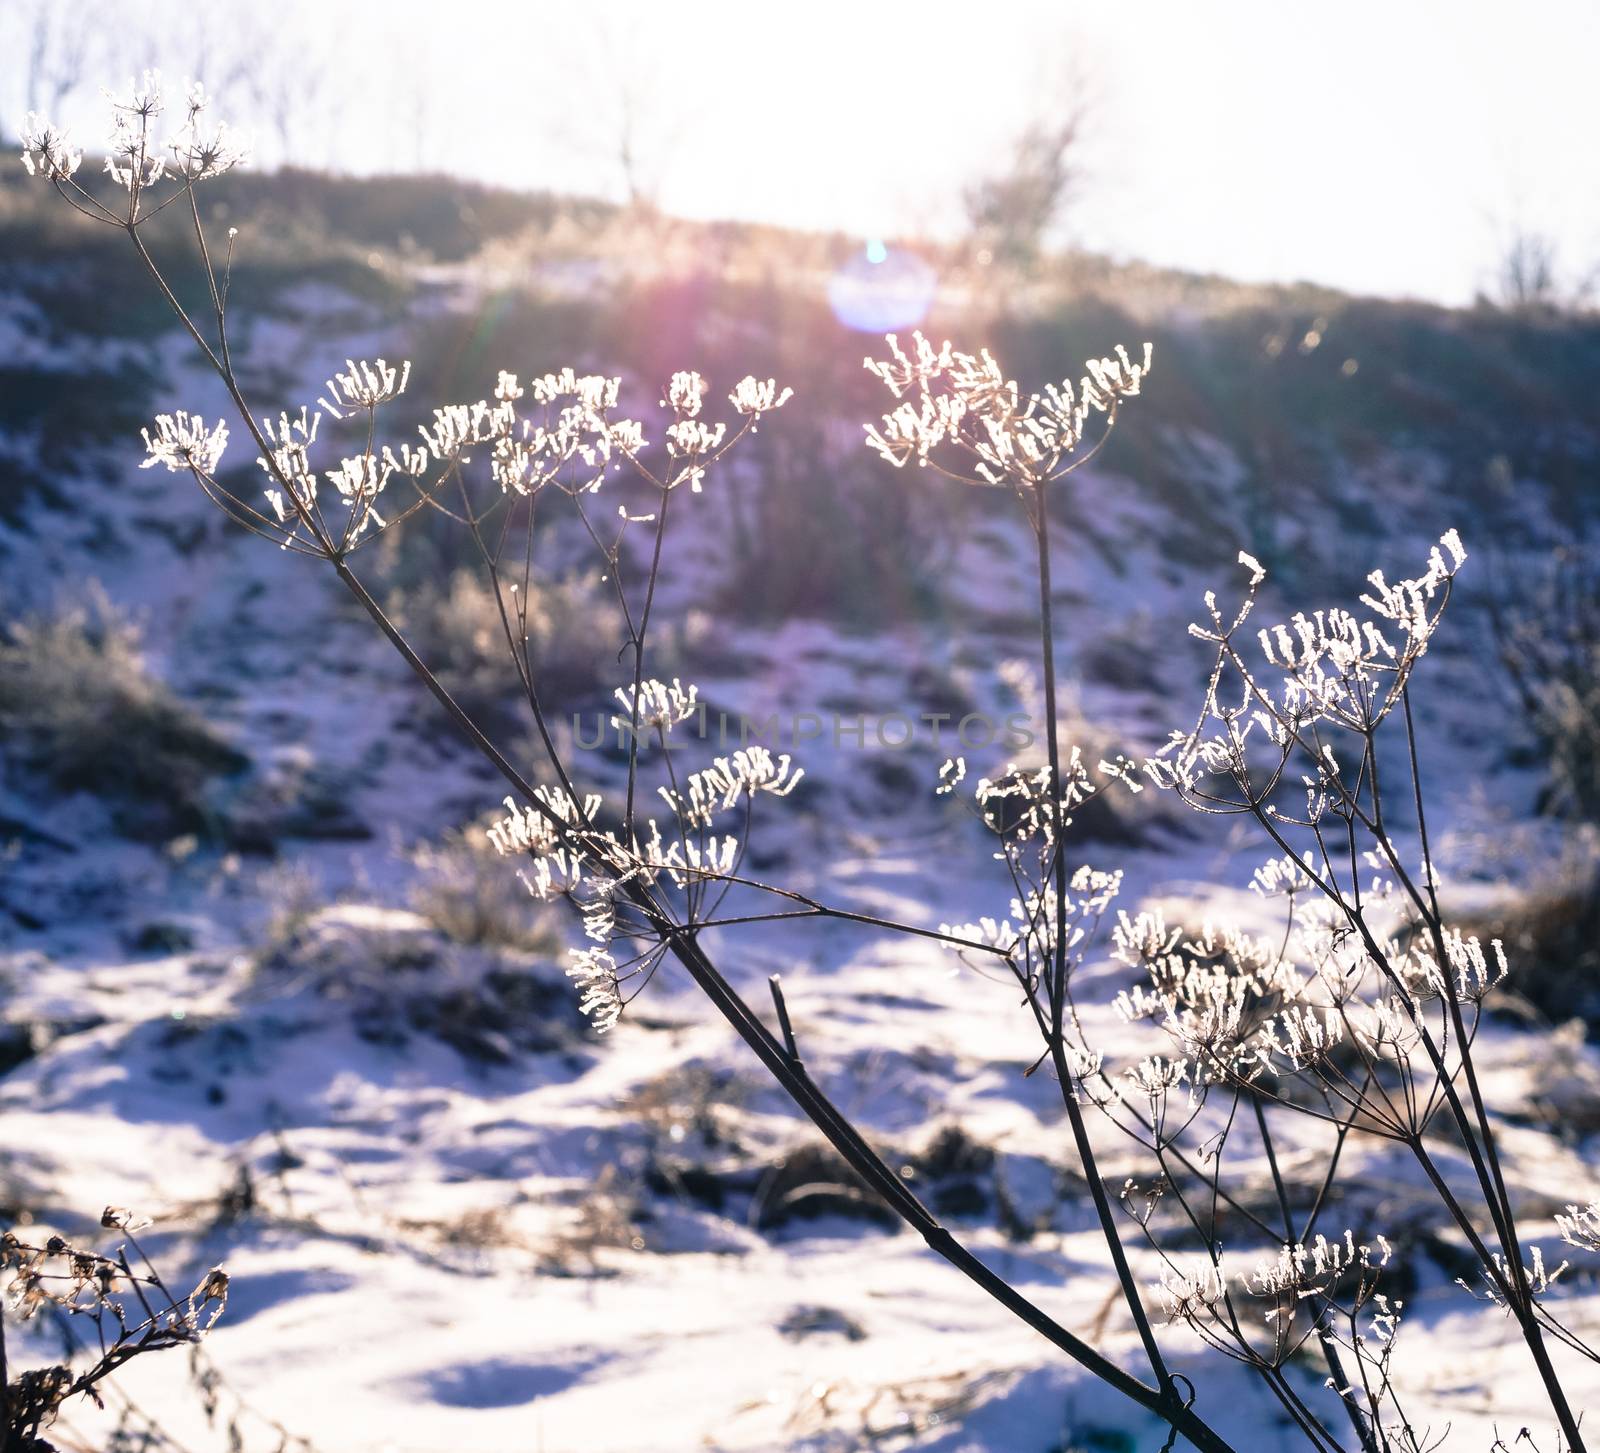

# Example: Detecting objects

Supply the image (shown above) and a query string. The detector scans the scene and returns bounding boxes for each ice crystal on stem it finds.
[19,112,81,180]
[485,788,603,857]
[1558,1203,1600,1253]
[728,376,794,418]
[663,371,707,418]
[863,331,1152,489]
[565,949,623,1032]
[613,678,700,735]
[140,412,229,474]
[659,748,804,829]
[320,357,412,415]
[168,81,248,182]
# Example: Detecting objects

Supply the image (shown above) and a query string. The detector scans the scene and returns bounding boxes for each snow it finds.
[3,254,1600,1453]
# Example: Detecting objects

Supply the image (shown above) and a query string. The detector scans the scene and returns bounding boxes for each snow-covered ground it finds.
[3,254,1599,1453]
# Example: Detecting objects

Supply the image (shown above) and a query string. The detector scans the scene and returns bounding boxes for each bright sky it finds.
[12,0,1600,305]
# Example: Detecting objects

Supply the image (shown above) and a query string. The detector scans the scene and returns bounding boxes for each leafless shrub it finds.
[252,857,326,948]
[0,584,244,839]
[623,1062,752,1152]
[538,1165,644,1277]
[253,902,582,1062]
[1461,852,1600,1030]
[1495,545,1600,822]
[407,823,560,951]
[390,566,624,729]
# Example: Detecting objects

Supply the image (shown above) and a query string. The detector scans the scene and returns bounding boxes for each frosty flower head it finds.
[1458,1247,1568,1311]
[1248,530,1467,731]
[665,419,726,458]
[21,71,244,200]
[863,390,969,471]
[970,756,1099,843]
[168,106,248,182]
[533,368,621,411]
[1359,528,1466,646]
[1098,754,1145,795]
[864,331,955,399]
[261,406,320,454]
[19,113,81,180]
[141,412,229,474]
[1260,1003,1345,1073]
[1111,907,1183,967]
[1081,344,1153,410]
[1251,852,1317,899]
[320,358,411,416]
[418,367,646,498]
[863,332,1153,490]
[643,832,741,891]
[106,70,165,125]
[103,70,168,192]
[258,407,320,523]
[613,678,700,736]
[664,419,727,491]
[324,454,393,538]
[1149,531,1472,803]
[519,847,586,904]
[1557,1202,1600,1254]
[659,748,804,829]
[567,947,623,1033]
[1447,929,1508,1001]
[728,376,794,418]
[663,371,707,418]
[1110,911,1311,1086]
[942,865,1122,972]
[1243,1230,1392,1308]
[486,787,602,857]
[421,402,489,461]
[382,442,430,477]
[1122,1054,1190,1104]
[1158,1260,1227,1323]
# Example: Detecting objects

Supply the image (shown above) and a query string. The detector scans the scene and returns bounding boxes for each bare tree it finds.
[964,48,1095,269]
[965,110,1085,268]
[1499,229,1562,311]
[243,15,342,169]
[550,12,689,212]
[12,0,100,133]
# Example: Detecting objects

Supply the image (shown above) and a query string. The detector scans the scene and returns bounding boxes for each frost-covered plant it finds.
[20,74,1600,1453]
[1,1210,227,1451]
[1094,532,1596,1450]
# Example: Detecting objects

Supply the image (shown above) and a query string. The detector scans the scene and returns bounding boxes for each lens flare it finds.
[827,243,936,333]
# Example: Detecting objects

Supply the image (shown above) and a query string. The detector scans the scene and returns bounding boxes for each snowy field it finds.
[3,248,1600,1453]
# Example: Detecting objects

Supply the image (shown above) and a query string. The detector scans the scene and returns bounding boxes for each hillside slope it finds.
[1,169,1598,1452]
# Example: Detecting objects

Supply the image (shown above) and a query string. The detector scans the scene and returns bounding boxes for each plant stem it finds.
[1033,481,1178,1399]
[1253,1095,1378,1453]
